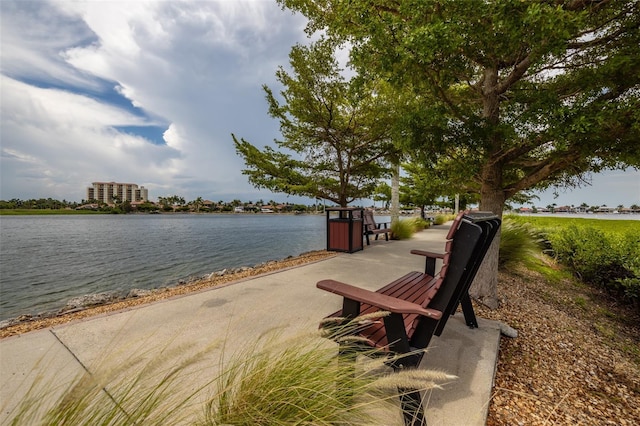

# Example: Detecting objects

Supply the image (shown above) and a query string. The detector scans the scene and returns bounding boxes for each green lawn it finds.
[509,215,640,235]
[0,209,106,215]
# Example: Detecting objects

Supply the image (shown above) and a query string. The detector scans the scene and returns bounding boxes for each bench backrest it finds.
[362,209,378,233]
[410,212,500,349]
[434,212,500,335]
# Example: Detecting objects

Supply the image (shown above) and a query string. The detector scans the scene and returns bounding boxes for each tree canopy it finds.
[281,0,639,212]
[279,0,640,306]
[233,39,398,207]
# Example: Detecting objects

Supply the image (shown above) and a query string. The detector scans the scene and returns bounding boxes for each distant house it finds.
[261,208,274,213]
[595,206,615,213]
[555,205,573,213]
[234,206,244,213]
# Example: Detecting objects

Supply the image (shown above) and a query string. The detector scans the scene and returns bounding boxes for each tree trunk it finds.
[469,183,505,309]
[470,65,504,309]
[390,162,400,228]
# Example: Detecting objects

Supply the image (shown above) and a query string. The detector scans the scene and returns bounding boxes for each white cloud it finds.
[0,0,100,90]
[1,0,309,202]
[0,76,181,200]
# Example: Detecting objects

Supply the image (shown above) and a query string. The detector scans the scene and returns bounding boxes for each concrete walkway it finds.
[0,224,501,425]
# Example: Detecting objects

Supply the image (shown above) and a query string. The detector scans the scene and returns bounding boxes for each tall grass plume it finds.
[6,316,455,425]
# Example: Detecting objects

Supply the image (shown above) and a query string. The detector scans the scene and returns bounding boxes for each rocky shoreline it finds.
[0,250,336,338]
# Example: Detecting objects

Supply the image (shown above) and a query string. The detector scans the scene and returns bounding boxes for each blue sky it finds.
[1,0,638,208]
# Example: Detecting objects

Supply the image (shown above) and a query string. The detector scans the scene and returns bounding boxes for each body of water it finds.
[0,214,328,321]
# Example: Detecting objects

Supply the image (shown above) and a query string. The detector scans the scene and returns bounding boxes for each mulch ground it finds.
[479,260,640,425]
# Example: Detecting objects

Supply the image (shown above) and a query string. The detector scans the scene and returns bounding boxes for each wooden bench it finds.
[362,209,392,245]
[317,211,501,425]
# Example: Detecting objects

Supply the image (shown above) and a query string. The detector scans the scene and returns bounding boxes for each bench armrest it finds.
[410,249,445,259]
[410,250,444,276]
[317,279,443,320]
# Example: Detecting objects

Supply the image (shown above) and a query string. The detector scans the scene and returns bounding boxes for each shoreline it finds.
[0,250,336,339]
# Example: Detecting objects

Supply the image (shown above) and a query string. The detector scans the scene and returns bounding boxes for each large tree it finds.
[400,160,450,219]
[233,39,397,207]
[281,0,640,307]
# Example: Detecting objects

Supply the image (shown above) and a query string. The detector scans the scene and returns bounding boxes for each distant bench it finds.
[362,209,392,245]
[317,211,501,425]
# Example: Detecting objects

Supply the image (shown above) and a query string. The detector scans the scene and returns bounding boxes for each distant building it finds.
[87,182,148,204]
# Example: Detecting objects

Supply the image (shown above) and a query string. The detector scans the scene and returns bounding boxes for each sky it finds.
[1,0,639,208]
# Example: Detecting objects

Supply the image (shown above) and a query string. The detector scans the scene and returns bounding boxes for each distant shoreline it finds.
[2,208,639,219]
[512,212,640,220]
[0,209,324,216]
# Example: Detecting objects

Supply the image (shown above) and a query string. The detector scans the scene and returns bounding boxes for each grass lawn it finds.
[0,209,105,215]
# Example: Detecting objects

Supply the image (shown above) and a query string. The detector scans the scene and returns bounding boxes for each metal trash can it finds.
[326,207,364,253]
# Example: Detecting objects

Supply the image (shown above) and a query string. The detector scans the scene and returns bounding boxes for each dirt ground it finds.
[479,263,640,425]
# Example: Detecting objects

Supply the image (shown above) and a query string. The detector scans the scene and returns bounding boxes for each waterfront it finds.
[0,214,327,321]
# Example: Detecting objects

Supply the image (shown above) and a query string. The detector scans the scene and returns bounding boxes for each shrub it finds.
[548,226,633,289]
[390,218,414,240]
[433,214,456,225]
[406,217,430,232]
[433,214,448,225]
[619,276,640,309]
[508,216,639,310]
[498,218,542,270]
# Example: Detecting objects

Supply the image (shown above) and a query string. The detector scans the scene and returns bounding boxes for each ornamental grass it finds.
[6,315,455,425]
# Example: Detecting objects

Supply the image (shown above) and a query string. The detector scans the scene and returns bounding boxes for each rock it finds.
[499,322,519,338]
[0,319,18,329]
[127,288,153,298]
[65,292,121,309]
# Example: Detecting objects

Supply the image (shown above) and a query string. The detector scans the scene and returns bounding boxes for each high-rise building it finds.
[87,182,149,204]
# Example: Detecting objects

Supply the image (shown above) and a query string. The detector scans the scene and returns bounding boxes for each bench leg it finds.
[459,293,478,328]
[383,313,426,425]
[399,390,426,426]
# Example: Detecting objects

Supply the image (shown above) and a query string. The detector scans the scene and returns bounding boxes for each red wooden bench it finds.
[362,209,392,245]
[317,211,501,425]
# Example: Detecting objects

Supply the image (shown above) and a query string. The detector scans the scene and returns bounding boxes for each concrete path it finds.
[0,224,501,425]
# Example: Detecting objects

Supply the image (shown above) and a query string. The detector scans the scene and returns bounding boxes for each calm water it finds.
[0,214,327,321]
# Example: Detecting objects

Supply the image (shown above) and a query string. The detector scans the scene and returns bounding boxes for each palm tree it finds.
[192,197,203,213]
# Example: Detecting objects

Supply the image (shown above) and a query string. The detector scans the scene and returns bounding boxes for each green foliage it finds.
[390,219,413,240]
[0,209,103,215]
[408,217,430,232]
[433,214,455,225]
[508,216,640,234]
[281,0,640,213]
[233,38,397,207]
[618,275,640,309]
[498,218,543,270]
[511,216,640,309]
[546,226,634,287]
[372,182,392,209]
[389,217,429,240]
